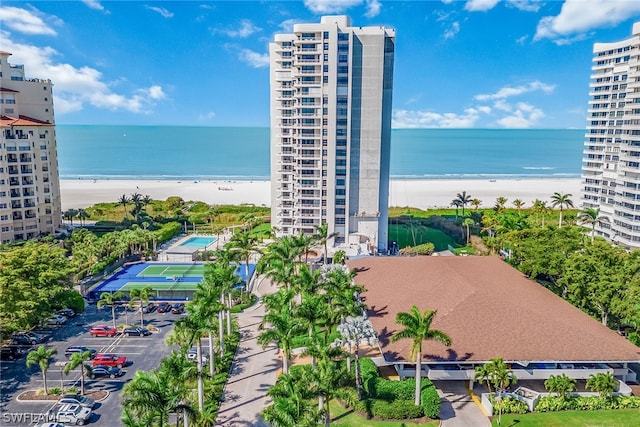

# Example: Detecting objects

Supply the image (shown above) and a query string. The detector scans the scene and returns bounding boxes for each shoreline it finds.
[60,177,582,211]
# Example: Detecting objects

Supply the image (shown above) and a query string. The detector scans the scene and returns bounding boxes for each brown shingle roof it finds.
[0,115,50,127]
[348,256,640,364]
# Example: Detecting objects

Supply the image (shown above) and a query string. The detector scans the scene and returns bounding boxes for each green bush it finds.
[534,395,640,412]
[421,382,442,419]
[360,357,380,397]
[53,290,85,313]
[374,377,415,400]
[369,399,423,419]
[398,242,436,256]
[490,396,528,415]
[154,221,181,243]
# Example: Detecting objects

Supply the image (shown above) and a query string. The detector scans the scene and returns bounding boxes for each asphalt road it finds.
[0,303,180,426]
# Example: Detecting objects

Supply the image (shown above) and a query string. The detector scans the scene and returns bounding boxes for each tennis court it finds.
[87,262,256,301]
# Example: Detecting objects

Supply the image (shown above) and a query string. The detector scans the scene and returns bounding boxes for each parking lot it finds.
[0,303,181,426]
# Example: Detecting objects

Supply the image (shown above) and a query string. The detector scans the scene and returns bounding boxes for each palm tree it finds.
[544,374,576,400]
[63,208,79,226]
[494,197,508,212]
[119,194,130,220]
[263,372,321,427]
[578,207,609,243]
[471,198,482,211]
[226,230,258,292]
[456,191,472,216]
[391,306,451,406]
[474,358,517,426]
[178,305,208,411]
[551,192,574,227]
[463,217,474,245]
[336,315,377,399]
[451,199,462,219]
[64,350,92,395]
[98,291,124,329]
[258,306,305,375]
[586,372,617,399]
[26,345,57,395]
[129,286,154,327]
[531,199,550,226]
[512,199,525,210]
[314,222,338,265]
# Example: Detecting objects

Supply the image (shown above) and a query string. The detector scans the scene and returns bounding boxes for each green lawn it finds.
[388,223,457,251]
[492,409,640,426]
[330,400,439,427]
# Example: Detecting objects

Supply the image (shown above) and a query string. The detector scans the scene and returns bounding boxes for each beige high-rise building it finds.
[269,16,395,254]
[0,51,62,242]
[581,23,640,248]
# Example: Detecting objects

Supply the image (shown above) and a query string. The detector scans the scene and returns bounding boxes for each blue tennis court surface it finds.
[87,262,256,301]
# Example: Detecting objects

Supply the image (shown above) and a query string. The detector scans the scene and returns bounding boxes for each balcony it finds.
[9,178,19,186]
[20,166,33,174]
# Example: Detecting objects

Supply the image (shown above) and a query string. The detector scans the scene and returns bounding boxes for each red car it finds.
[93,353,127,368]
[89,325,117,337]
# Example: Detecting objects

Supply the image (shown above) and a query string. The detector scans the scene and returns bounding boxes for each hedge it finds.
[154,221,182,243]
[535,395,640,412]
[490,396,528,415]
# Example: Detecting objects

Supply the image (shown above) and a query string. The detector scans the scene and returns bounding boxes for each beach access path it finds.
[215,276,279,427]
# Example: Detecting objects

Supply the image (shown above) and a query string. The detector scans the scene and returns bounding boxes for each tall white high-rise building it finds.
[0,51,62,242]
[269,16,394,254]
[581,22,640,248]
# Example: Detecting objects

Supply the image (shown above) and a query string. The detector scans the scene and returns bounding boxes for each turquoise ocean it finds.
[56,126,583,180]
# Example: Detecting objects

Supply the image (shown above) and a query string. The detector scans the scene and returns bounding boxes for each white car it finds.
[45,314,67,326]
[187,347,208,365]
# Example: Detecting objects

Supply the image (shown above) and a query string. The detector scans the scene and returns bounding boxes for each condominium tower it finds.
[0,51,62,243]
[269,16,394,254]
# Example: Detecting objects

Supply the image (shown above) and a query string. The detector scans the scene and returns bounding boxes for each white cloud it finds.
[81,0,107,13]
[0,6,57,36]
[304,0,363,14]
[2,31,166,115]
[392,108,484,128]
[198,111,216,121]
[145,5,174,18]
[365,0,381,18]
[279,19,297,33]
[238,49,269,68]
[534,0,640,43]
[221,20,261,38]
[475,81,555,101]
[515,35,528,44]
[443,21,460,39]
[464,0,500,12]
[495,102,545,128]
[506,0,542,12]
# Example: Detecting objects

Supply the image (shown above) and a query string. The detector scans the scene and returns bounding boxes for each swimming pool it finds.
[180,236,217,247]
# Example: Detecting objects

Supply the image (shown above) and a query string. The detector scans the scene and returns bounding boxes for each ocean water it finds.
[56,125,583,180]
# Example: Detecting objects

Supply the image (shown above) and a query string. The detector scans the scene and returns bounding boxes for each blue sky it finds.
[1,0,640,129]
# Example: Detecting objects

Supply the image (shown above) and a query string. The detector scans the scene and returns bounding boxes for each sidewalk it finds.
[215,276,280,427]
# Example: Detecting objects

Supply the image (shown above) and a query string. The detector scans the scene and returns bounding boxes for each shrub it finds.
[420,382,441,419]
[374,376,415,400]
[49,387,62,395]
[359,357,379,397]
[534,395,640,412]
[491,396,528,415]
[154,221,182,243]
[369,399,423,419]
[398,242,435,256]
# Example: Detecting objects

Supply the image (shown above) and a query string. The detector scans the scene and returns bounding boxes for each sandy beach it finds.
[60,178,581,211]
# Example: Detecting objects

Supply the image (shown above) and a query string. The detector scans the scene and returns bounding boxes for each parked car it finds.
[93,353,127,368]
[45,314,68,326]
[58,308,76,318]
[156,302,171,313]
[187,347,209,365]
[88,365,123,379]
[46,403,92,425]
[35,423,68,427]
[12,331,46,345]
[0,345,25,360]
[58,393,96,409]
[64,346,97,359]
[89,325,117,337]
[141,302,156,313]
[170,303,185,314]
[122,327,151,337]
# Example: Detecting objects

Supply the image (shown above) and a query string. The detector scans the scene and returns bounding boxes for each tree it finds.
[77,208,90,226]
[544,374,576,399]
[586,372,617,399]
[226,230,258,292]
[512,199,525,210]
[314,222,338,265]
[177,305,208,411]
[258,306,305,375]
[551,192,574,227]
[578,207,609,243]
[119,194,131,220]
[471,198,482,211]
[463,217,475,245]
[263,371,321,427]
[64,350,92,395]
[531,199,550,226]
[335,315,377,399]
[129,286,154,327]
[473,358,517,426]
[456,191,472,216]
[494,197,508,212]
[451,199,462,219]
[26,345,57,395]
[63,208,79,226]
[391,306,451,406]
[98,291,124,330]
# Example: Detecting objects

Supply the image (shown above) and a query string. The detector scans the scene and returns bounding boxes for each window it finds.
[337,66,349,74]
[336,218,345,225]
[336,198,346,206]
[323,32,329,39]
[338,33,349,41]
[338,55,348,63]
[336,149,347,157]
[336,189,346,195]
[335,208,345,215]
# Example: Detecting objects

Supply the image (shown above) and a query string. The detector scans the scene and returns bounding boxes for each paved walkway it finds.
[215,276,279,427]
[436,381,491,427]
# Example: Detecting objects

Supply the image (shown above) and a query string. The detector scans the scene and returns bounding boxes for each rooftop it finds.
[348,256,640,364]
[0,115,51,127]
